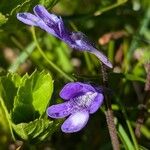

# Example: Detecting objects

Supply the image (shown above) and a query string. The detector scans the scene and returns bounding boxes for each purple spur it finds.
[47,82,104,133]
[17,5,112,68]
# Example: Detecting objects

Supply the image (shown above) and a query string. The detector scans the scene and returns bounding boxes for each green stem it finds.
[123,108,139,150]
[84,52,94,73]
[118,123,135,150]
[0,98,15,141]
[94,0,127,16]
[108,40,115,63]
[31,27,74,82]
[63,0,127,21]
[116,97,139,150]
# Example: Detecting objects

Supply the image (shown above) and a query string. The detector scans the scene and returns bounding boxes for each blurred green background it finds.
[0,0,150,150]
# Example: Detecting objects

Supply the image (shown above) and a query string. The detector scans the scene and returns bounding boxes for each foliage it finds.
[0,71,58,144]
[0,0,150,149]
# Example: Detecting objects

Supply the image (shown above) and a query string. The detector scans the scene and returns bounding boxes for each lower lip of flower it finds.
[72,92,97,108]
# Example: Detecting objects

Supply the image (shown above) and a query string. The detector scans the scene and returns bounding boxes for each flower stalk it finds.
[31,26,74,82]
[135,63,150,138]
[101,64,120,150]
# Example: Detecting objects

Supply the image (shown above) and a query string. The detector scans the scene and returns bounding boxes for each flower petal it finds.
[61,110,89,133]
[70,32,112,68]
[79,82,96,92]
[59,82,96,100]
[34,5,71,40]
[89,93,104,114]
[35,19,57,37]
[70,32,96,50]
[47,102,72,118]
[17,5,112,68]
[34,5,60,23]
[91,49,113,68]
[33,5,63,38]
[16,12,56,37]
[17,13,40,26]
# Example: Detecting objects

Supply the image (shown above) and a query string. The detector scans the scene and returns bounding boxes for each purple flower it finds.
[47,82,104,133]
[17,5,112,68]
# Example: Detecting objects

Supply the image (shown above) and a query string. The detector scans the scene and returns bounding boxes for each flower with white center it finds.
[47,82,104,133]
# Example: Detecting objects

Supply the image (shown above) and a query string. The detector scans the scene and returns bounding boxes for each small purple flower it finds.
[47,82,104,133]
[17,5,112,68]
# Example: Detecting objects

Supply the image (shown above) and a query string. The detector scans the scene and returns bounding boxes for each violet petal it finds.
[70,32,96,50]
[89,93,104,114]
[70,32,113,68]
[47,101,72,118]
[33,5,64,38]
[17,13,40,26]
[59,82,96,100]
[79,82,96,92]
[33,5,66,37]
[36,20,57,37]
[17,12,56,37]
[17,5,112,68]
[34,5,60,23]
[91,49,113,68]
[61,110,89,133]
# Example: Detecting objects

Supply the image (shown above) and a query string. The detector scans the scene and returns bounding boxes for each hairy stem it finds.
[101,64,120,150]
[135,63,150,138]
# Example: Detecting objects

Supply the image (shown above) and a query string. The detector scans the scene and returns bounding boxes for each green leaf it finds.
[0,13,8,26]
[8,42,36,73]
[0,75,17,140]
[11,71,53,124]
[0,71,57,142]
[12,118,59,142]
[0,76,17,112]
[125,74,146,83]
[55,43,73,73]
[7,73,22,88]
[140,125,150,139]
[118,123,135,150]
